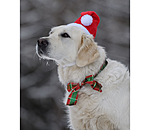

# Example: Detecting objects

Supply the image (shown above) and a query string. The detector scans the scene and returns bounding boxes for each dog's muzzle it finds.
[37,38,49,55]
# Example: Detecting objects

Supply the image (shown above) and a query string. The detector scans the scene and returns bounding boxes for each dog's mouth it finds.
[36,44,49,58]
[38,47,44,56]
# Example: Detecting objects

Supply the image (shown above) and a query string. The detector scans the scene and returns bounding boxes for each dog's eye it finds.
[61,33,70,38]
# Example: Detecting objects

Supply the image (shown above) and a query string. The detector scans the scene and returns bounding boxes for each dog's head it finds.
[36,25,100,67]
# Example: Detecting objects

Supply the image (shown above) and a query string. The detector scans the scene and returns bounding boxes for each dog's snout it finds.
[37,39,49,49]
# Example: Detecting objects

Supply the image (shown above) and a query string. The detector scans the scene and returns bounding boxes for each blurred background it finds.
[20,0,129,130]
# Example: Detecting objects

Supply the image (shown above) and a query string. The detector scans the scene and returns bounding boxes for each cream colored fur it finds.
[36,25,130,130]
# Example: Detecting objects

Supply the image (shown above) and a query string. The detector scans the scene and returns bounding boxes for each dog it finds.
[36,25,130,130]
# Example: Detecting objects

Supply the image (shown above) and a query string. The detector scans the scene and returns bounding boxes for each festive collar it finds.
[66,60,108,106]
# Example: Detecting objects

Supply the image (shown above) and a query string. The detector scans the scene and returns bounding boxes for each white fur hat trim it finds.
[67,23,90,35]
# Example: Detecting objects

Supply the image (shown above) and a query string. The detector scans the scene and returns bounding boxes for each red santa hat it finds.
[68,11,100,38]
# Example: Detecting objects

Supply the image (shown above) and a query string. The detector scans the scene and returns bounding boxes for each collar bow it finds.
[66,60,108,106]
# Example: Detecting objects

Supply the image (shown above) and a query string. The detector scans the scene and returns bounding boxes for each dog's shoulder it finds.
[95,58,129,91]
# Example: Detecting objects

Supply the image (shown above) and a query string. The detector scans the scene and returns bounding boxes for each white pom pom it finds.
[81,14,93,26]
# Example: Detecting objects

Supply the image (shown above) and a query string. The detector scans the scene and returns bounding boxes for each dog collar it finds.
[66,59,108,106]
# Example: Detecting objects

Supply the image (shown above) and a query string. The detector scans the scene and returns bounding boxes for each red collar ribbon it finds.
[66,60,108,106]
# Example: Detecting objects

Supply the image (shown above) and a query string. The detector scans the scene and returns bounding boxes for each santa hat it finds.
[68,11,100,38]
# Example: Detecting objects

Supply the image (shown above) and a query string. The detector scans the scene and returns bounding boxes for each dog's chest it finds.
[67,86,120,130]
[68,86,103,127]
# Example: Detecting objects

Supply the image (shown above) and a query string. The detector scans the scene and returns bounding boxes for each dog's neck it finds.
[57,46,106,86]
[62,62,76,68]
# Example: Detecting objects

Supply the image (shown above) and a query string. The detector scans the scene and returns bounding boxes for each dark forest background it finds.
[20,0,129,130]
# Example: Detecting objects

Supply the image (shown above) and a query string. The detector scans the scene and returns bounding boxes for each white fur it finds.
[36,25,130,130]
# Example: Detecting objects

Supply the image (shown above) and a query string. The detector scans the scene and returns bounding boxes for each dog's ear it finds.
[76,34,100,67]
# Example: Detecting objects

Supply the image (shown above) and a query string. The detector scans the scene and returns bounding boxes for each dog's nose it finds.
[37,38,49,49]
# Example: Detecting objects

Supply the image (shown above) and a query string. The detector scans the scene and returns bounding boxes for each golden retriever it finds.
[36,25,130,130]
